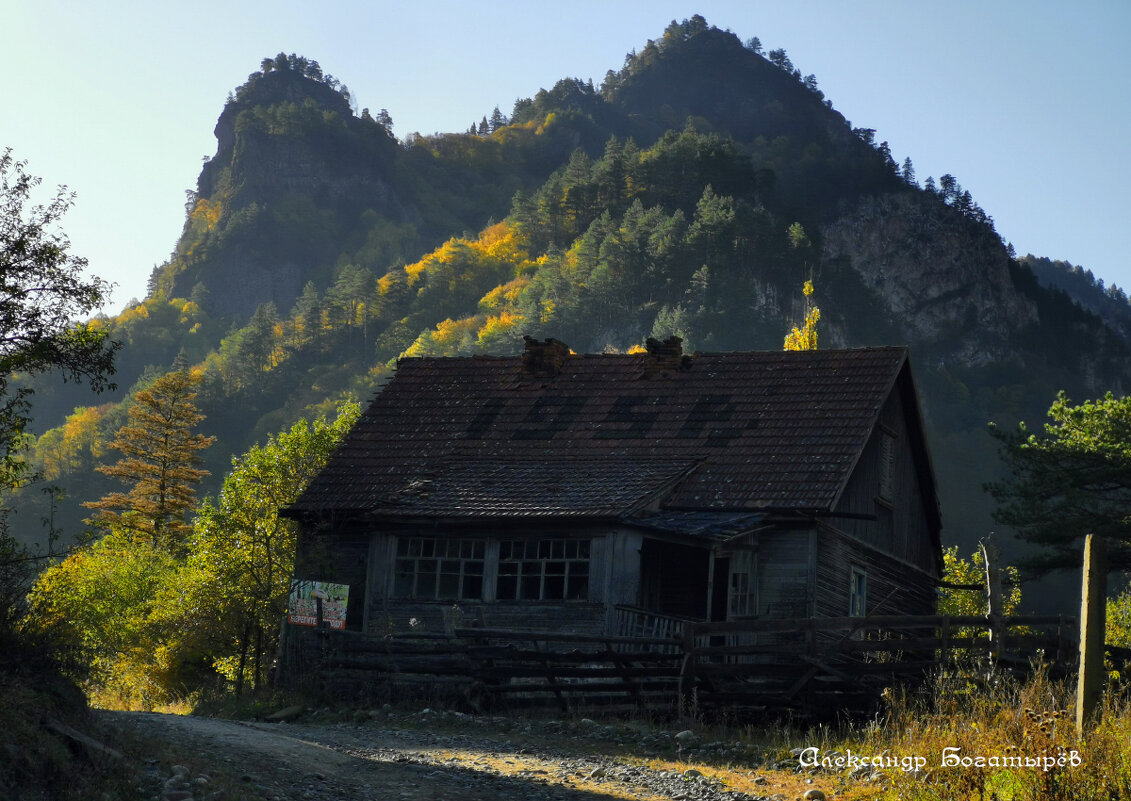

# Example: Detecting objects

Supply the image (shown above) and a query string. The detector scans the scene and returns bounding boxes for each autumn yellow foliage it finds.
[188,197,222,231]
[479,277,531,314]
[403,316,485,358]
[476,221,529,263]
[35,405,111,480]
[783,279,820,351]
[477,311,525,349]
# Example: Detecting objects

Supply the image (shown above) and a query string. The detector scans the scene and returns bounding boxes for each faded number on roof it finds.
[459,398,507,440]
[460,393,751,444]
[512,396,588,440]
[676,394,750,446]
[593,395,667,439]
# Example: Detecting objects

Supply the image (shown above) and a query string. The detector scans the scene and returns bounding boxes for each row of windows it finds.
[394,537,590,601]
[392,537,868,615]
[397,537,486,560]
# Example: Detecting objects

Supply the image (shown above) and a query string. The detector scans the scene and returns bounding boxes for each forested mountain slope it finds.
[14,19,1129,607]
[1023,254,1131,345]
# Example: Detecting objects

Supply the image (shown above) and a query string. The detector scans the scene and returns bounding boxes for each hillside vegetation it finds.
[11,18,1131,603]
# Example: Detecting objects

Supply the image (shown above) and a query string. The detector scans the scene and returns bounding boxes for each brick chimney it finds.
[522,336,570,376]
[644,336,690,374]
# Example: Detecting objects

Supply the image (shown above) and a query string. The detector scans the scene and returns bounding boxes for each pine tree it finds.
[292,281,322,344]
[84,368,214,552]
[901,157,916,186]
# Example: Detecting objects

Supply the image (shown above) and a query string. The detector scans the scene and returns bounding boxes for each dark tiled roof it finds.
[321,458,699,518]
[292,347,913,516]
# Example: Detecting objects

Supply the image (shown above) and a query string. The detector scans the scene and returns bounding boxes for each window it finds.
[394,537,486,600]
[849,566,867,617]
[497,538,590,600]
[727,552,757,618]
[728,571,755,617]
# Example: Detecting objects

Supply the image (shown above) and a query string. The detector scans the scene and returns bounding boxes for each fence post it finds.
[1076,534,1108,735]
[981,535,1003,663]
[679,627,698,721]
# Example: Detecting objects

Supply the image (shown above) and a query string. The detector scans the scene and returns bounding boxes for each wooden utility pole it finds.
[981,535,1004,662]
[1076,534,1108,734]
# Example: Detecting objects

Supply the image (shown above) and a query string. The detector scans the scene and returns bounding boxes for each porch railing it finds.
[613,605,697,645]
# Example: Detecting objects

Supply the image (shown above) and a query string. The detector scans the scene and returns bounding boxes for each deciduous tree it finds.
[937,545,1021,617]
[181,401,359,693]
[783,279,820,351]
[28,531,179,708]
[0,149,118,487]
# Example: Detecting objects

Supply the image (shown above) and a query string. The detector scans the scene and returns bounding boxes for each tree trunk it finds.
[235,623,251,696]
[253,624,263,694]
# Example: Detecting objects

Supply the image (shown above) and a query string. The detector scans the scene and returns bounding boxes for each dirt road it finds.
[104,708,850,801]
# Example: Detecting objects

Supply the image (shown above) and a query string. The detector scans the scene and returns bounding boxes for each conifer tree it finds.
[988,391,1131,573]
[84,367,214,552]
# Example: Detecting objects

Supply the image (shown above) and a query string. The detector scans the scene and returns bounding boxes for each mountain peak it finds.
[211,55,355,158]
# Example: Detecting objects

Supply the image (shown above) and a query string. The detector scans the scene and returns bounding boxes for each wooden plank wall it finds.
[814,521,936,619]
[832,389,936,575]
[755,528,814,618]
[293,529,371,629]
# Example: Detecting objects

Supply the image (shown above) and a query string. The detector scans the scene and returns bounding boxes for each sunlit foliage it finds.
[28,532,180,709]
[989,392,1131,573]
[783,280,820,351]
[937,544,1022,618]
[83,369,214,552]
[179,401,359,694]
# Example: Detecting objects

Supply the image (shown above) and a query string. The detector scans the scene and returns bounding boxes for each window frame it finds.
[727,551,757,619]
[392,536,487,601]
[495,537,591,601]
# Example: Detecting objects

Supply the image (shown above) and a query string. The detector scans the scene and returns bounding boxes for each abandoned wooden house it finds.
[283,337,943,641]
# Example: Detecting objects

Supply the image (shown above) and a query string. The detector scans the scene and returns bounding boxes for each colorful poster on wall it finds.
[288,580,349,630]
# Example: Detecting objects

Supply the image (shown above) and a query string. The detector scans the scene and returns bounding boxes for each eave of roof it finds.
[288,458,700,520]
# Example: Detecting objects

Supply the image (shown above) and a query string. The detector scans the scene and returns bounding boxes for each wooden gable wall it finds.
[830,373,938,577]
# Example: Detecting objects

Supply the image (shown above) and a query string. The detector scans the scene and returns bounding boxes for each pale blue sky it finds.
[6,1,1129,310]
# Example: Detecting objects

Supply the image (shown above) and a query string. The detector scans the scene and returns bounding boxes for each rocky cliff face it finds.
[170,69,407,320]
[200,69,363,202]
[822,193,1038,367]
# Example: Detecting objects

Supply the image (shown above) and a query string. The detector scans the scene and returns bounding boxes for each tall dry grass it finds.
[846,660,1131,800]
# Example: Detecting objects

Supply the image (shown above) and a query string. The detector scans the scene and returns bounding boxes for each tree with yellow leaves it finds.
[83,367,214,552]
[784,279,820,351]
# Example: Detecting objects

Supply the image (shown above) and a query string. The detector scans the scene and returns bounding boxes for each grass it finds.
[849,663,1131,800]
[661,660,1131,801]
[341,657,1131,801]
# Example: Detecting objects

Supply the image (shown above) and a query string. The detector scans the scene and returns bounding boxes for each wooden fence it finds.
[278,613,1080,719]
[680,614,1077,716]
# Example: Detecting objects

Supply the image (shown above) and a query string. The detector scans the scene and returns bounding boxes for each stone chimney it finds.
[644,336,690,375]
[522,336,570,376]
